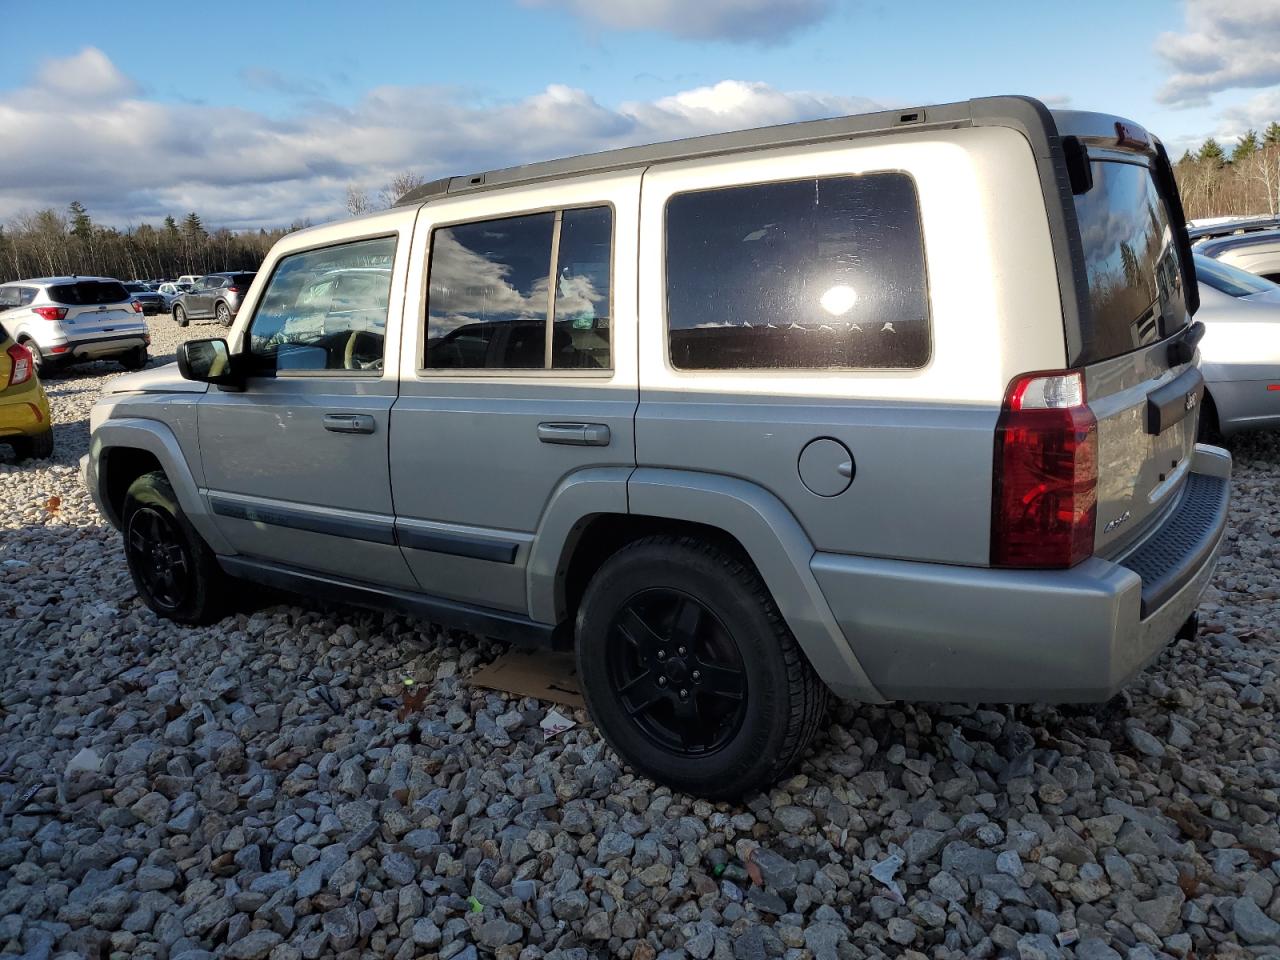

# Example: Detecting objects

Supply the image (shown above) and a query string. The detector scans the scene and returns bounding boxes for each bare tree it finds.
[377,170,426,210]
[346,185,372,217]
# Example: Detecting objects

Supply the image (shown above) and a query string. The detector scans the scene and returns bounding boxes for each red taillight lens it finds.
[991,371,1098,569]
[227,286,239,294]
[6,343,33,386]
[131,300,143,313]
[32,306,67,321]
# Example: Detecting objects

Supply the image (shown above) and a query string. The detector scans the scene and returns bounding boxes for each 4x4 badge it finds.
[1185,392,1197,411]
[1104,510,1131,534]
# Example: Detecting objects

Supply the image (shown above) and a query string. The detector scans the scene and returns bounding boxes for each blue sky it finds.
[1,0,1276,229]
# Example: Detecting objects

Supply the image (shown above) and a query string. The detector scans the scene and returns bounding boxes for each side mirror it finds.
[177,338,242,388]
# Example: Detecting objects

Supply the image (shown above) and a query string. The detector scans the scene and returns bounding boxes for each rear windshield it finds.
[1195,254,1277,297]
[1073,160,1187,364]
[231,273,256,286]
[47,280,131,306]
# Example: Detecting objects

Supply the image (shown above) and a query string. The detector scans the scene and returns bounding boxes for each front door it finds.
[390,173,642,614]
[197,224,417,588]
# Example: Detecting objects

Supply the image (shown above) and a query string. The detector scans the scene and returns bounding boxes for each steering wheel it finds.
[343,330,384,371]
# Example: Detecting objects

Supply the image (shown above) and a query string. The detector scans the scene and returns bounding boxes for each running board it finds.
[218,556,560,648]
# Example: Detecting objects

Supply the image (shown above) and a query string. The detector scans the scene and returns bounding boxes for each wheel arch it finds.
[90,418,235,554]
[530,466,884,702]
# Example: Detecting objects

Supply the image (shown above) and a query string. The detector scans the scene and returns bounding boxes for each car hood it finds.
[105,362,208,395]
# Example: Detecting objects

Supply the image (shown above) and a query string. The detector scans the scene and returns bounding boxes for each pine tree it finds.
[182,212,206,239]
[1265,122,1280,147]
[1178,149,1195,165]
[68,201,92,241]
[1198,138,1226,167]
[163,215,179,237]
[1233,130,1260,163]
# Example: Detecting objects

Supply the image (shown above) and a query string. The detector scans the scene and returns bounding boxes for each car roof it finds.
[1,276,121,286]
[1196,229,1280,258]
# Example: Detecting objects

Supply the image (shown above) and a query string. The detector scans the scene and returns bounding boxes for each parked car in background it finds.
[0,322,53,459]
[1187,215,1280,243]
[1194,229,1280,283]
[171,272,257,327]
[156,282,190,310]
[86,97,1230,798]
[123,281,166,315]
[1194,253,1280,438]
[0,277,150,373]
[176,274,203,287]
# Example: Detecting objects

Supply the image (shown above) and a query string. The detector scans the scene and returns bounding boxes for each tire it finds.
[119,346,148,371]
[215,301,232,327]
[122,471,227,624]
[1197,391,1222,445]
[174,305,188,328]
[22,339,55,377]
[11,428,55,461]
[575,535,828,799]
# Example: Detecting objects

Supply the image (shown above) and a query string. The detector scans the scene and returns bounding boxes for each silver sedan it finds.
[1195,253,1280,438]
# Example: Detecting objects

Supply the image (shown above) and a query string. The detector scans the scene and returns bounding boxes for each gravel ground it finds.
[1,315,1279,960]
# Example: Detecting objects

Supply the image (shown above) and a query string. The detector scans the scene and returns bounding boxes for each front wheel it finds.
[173,305,188,328]
[576,536,828,799]
[12,428,54,461]
[216,302,232,326]
[122,471,227,624]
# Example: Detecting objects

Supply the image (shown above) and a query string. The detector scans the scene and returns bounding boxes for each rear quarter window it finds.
[47,280,131,306]
[665,172,930,371]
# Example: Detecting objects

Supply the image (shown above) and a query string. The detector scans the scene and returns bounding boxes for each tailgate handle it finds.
[1145,367,1204,436]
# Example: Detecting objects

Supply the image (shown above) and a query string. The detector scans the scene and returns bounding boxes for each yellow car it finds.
[0,325,54,460]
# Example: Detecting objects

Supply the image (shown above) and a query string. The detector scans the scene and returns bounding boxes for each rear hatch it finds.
[48,280,145,336]
[1066,137,1202,557]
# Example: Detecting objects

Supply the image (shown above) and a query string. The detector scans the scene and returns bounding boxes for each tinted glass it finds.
[552,207,612,369]
[231,273,256,287]
[18,288,36,306]
[47,280,130,305]
[247,236,396,374]
[1194,254,1276,297]
[666,173,929,370]
[426,213,554,369]
[0,288,19,310]
[1073,161,1186,363]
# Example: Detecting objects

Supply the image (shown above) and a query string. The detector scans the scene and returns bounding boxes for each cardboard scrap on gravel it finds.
[470,650,584,709]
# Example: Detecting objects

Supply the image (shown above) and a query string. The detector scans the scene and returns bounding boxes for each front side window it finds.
[425,205,613,370]
[666,173,930,370]
[246,236,396,374]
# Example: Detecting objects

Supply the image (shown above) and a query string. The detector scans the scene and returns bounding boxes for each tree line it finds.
[0,205,307,284]
[1175,121,1280,220]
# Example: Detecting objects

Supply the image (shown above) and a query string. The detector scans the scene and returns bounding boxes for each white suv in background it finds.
[0,277,150,373]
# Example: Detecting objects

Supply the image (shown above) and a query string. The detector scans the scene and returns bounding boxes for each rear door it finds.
[1069,150,1201,556]
[391,172,640,614]
[49,280,139,337]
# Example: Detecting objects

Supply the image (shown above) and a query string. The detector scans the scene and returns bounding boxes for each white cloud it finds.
[520,0,831,44]
[0,50,880,230]
[34,47,137,101]
[1156,0,1280,106]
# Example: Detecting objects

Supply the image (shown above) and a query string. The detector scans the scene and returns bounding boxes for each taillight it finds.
[32,306,67,321]
[227,286,239,294]
[6,343,33,386]
[991,370,1097,569]
[131,301,143,313]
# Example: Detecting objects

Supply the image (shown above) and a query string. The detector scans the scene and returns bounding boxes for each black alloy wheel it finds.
[125,505,192,612]
[607,588,748,756]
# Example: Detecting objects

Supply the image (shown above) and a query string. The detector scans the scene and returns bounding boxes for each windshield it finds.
[1195,253,1277,297]
[1073,160,1187,364]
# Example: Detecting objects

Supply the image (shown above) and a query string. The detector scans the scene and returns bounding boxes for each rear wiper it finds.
[1167,320,1205,366]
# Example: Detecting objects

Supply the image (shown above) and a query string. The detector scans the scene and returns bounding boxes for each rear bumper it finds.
[48,332,148,361]
[813,445,1231,703]
[0,385,50,438]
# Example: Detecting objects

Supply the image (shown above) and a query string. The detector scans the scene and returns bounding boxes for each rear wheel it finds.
[22,339,55,376]
[11,428,54,461]
[173,305,188,328]
[576,536,828,799]
[122,471,227,624]
[215,302,232,326]
[119,347,148,371]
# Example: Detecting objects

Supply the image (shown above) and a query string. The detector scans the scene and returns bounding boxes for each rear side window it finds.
[1073,161,1187,363]
[47,280,130,305]
[425,205,613,371]
[665,173,930,370]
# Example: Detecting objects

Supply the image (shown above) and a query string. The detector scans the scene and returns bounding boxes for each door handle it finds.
[323,413,376,435]
[537,422,611,446]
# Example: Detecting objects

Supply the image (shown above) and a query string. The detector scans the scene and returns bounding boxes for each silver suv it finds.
[84,98,1231,798]
[0,277,150,373]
